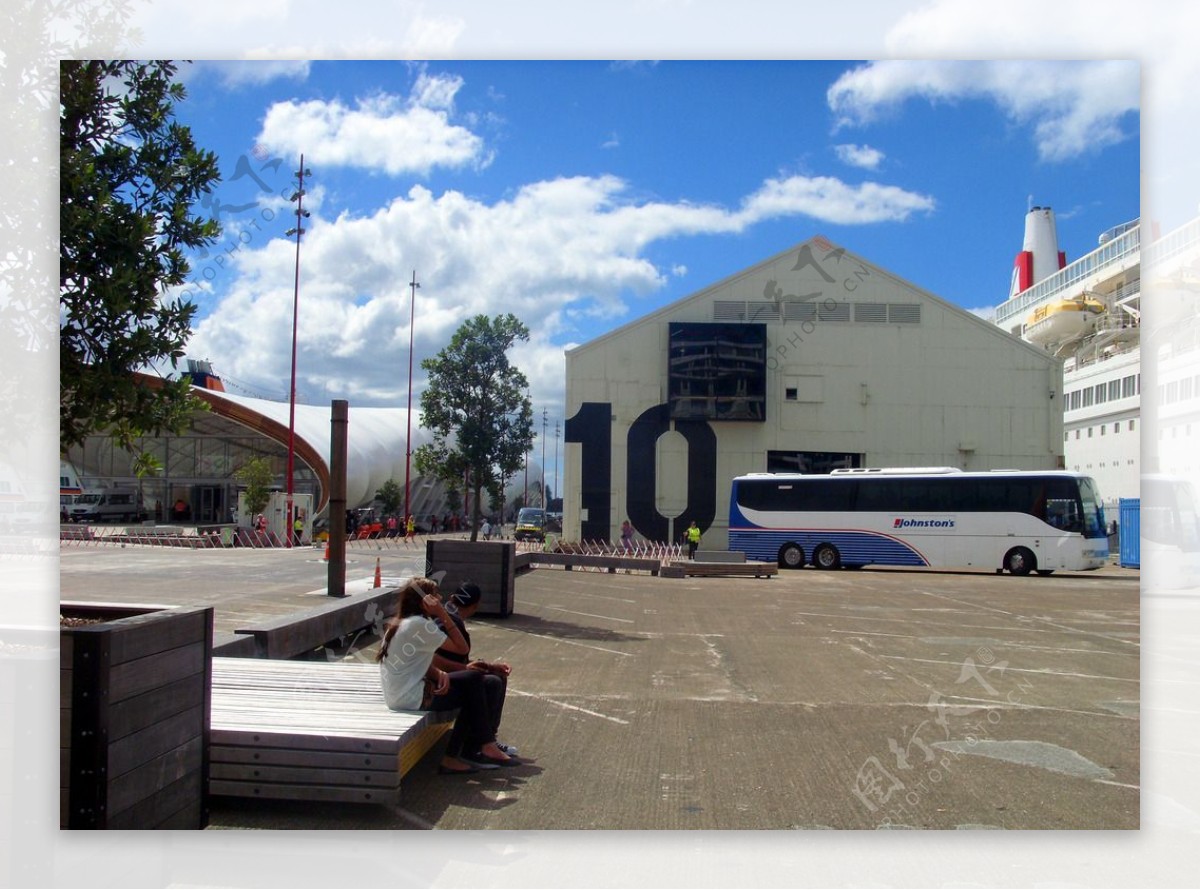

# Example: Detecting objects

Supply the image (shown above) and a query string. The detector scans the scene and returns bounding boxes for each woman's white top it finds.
[379,614,447,710]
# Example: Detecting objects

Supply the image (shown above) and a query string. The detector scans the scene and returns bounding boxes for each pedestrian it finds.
[686,520,701,560]
[620,519,634,552]
[293,511,304,546]
[406,515,416,540]
[432,582,519,765]
[377,578,518,774]
[481,517,491,540]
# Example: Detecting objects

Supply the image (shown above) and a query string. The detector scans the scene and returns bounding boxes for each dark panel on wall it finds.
[673,418,718,535]
[564,402,613,541]
[626,406,718,542]
[626,403,671,543]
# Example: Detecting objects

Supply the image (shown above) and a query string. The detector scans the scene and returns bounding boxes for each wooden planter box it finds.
[425,540,516,616]
[60,602,213,829]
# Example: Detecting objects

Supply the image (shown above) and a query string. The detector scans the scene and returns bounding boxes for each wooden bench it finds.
[514,551,663,575]
[209,657,453,807]
[219,587,400,660]
[660,560,778,579]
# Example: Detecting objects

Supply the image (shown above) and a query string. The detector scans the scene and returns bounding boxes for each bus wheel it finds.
[779,543,805,569]
[813,544,841,570]
[1004,547,1036,576]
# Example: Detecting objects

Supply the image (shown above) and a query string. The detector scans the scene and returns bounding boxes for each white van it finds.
[69,489,145,522]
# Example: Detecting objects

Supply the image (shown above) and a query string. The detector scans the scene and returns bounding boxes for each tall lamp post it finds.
[284,155,311,549]
[540,407,547,509]
[404,270,420,527]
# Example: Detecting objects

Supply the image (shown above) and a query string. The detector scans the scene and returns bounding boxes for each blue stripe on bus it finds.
[729,528,928,567]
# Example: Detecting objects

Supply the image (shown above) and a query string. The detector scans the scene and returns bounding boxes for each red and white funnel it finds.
[1010,206,1067,297]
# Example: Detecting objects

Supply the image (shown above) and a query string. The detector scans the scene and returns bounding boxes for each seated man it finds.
[433,582,518,763]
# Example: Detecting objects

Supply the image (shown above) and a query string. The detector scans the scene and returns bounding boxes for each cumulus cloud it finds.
[828,59,1138,162]
[187,171,935,411]
[256,73,488,175]
[834,143,885,170]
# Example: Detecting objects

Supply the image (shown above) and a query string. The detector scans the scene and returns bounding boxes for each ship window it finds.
[1095,384,1106,404]
[1130,419,1136,431]
[1075,430,1081,440]
[1183,378,1194,401]
[1088,427,1094,438]
[1114,422,1120,433]
[1083,389,1094,407]
[1122,375,1136,398]
[1109,380,1121,400]
[1100,425,1106,436]
[1167,381,1179,403]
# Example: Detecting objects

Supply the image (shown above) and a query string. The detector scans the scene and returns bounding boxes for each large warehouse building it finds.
[563,235,1065,550]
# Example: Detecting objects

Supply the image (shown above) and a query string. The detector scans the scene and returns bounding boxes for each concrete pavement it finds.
[59,538,1141,829]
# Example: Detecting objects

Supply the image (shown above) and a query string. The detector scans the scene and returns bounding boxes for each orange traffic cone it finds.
[373,557,382,588]
[323,539,330,561]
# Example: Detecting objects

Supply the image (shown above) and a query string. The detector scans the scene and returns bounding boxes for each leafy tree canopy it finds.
[60,59,221,451]
[414,314,534,540]
[376,479,402,517]
[234,457,275,519]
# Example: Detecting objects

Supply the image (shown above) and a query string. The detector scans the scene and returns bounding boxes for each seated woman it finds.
[433,582,517,760]
[376,577,517,774]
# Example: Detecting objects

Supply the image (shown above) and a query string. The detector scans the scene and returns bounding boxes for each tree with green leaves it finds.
[60,59,221,453]
[234,457,275,521]
[414,314,535,541]
[376,479,402,519]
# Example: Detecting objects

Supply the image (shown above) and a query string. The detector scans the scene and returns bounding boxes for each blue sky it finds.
[168,59,1140,421]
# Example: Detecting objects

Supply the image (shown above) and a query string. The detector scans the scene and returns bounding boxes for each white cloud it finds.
[738,175,934,226]
[188,171,935,410]
[200,60,311,88]
[834,143,885,170]
[256,74,488,176]
[828,59,1138,162]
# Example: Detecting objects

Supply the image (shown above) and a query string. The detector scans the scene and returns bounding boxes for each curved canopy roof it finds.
[196,388,416,513]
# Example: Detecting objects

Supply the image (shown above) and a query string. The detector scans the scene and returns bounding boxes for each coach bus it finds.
[728,467,1108,575]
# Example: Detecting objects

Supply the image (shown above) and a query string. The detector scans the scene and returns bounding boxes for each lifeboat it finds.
[1022,298,1105,345]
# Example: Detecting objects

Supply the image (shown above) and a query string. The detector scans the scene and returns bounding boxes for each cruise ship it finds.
[993,207,1141,509]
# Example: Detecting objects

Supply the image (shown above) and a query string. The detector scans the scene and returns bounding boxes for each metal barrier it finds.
[59,526,690,563]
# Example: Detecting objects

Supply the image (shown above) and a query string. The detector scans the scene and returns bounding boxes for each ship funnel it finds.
[1009,206,1067,297]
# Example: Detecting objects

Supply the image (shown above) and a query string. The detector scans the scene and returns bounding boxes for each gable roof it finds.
[567,234,1055,365]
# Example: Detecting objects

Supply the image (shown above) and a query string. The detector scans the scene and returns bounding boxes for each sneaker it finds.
[496,742,519,756]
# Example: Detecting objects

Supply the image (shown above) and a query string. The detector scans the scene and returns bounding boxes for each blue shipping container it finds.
[1119,498,1140,568]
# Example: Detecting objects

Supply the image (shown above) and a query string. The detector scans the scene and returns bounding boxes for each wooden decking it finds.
[209,657,452,806]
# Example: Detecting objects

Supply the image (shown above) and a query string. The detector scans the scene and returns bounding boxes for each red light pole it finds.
[285,155,311,549]
[404,270,420,527]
